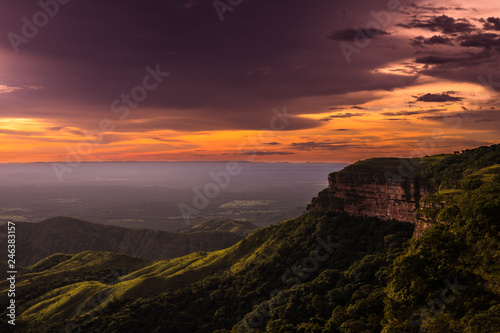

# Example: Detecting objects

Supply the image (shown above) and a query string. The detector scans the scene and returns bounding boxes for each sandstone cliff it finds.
[309,157,436,224]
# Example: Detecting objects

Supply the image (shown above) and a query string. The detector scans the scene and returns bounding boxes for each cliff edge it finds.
[308,156,442,224]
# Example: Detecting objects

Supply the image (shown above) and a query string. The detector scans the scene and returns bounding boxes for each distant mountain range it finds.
[0,217,257,267]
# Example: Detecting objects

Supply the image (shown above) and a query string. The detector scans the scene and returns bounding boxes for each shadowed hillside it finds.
[0,217,244,267]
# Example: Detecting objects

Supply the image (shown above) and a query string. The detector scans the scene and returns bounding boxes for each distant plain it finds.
[0,162,346,230]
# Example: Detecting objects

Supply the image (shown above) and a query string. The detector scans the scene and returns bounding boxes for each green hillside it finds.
[1,144,499,332]
[178,218,258,237]
[335,155,446,177]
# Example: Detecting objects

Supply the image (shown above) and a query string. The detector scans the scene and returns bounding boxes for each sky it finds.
[0,0,499,163]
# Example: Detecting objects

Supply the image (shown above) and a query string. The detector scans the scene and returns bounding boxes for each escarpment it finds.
[309,158,436,224]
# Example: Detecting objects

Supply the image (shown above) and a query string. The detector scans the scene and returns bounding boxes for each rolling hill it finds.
[0,217,245,267]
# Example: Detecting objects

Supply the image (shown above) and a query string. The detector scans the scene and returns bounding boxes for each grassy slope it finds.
[178,218,258,237]
[0,251,151,325]
[0,227,268,330]
[335,155,447,177]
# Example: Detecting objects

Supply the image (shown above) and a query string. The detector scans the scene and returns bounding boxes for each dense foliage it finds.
[385,144,500,332]
[77,214,414,333]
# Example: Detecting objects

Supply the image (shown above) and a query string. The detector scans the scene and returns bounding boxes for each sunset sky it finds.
[0,0,499,163]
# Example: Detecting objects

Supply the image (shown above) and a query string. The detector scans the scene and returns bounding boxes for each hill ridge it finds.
[0,217,245,267]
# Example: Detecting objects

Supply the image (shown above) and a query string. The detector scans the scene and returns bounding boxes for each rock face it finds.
[310,168,430,224]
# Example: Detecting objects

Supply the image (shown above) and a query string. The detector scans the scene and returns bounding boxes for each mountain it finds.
[178,218,258,237]
[1,144,499,332]
[0,217,243,267]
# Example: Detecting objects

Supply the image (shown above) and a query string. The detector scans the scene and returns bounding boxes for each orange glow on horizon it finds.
[1,77,499,163]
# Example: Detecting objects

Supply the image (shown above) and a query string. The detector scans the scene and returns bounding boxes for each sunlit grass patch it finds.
[219,200,277,209]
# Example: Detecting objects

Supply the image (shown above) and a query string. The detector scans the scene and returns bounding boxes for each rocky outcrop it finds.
[309,165,431,224]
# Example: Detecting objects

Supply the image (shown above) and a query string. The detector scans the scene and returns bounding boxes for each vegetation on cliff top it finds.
[333,155,447,178]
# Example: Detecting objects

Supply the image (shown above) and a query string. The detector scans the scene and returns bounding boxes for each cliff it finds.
[309,157,438,224]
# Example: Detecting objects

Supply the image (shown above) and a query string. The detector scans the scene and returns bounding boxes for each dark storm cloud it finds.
[411,35,454,47]
[458,33,500,48]
[419,112,471,120]
[405,3,467,15]
[416,93,464,102]
[382,108,446,116]
[320,113,367,121]
[240,151,294,156]
[398,15,475,34]
[482,17,500,31]
[397,8,500,87]
[414,55,462,64]
[327,28,389,41]
[263,142,280,145]
[414,49,492,65]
